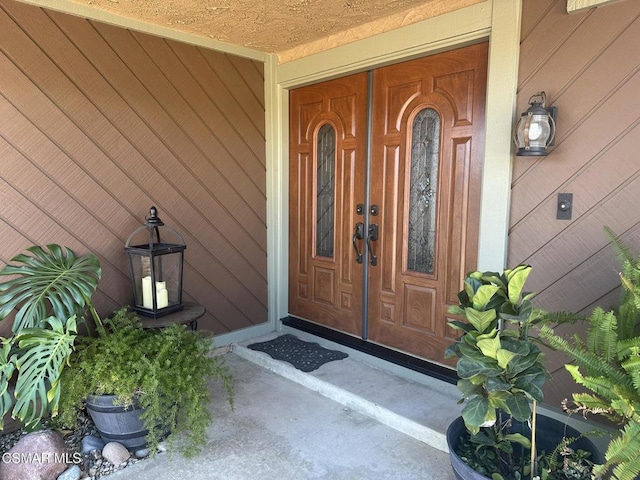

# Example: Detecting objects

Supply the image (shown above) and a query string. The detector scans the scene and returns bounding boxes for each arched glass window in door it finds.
[407,108,440,274]
[316,124,335,258]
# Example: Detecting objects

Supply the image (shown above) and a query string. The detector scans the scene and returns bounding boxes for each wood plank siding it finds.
[0,0,267,334]
[510,0,640,408]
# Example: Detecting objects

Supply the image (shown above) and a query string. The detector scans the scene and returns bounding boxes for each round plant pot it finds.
[446,415,603,480]
[86,395,149,451]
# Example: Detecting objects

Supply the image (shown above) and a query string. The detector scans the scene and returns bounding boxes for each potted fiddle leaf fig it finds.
[445,265,600,480]
[540,230,640,480]
[0,244,102,429]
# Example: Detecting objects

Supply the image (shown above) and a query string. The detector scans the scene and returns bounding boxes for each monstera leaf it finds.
[12,316,77,427]
[0,244,101,332]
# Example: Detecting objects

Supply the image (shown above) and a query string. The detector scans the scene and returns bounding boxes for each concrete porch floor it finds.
[107,330,461,479]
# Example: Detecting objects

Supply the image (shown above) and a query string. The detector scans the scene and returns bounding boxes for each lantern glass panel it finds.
[130,253,182,309]
[517,114,551,149]
[151,252,182,307]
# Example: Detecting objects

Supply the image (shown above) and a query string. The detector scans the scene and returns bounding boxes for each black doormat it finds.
[247,334,348,372]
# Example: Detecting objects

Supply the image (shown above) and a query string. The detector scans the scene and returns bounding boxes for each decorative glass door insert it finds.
[407,108,440,275]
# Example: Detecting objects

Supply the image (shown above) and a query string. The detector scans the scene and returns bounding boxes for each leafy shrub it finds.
[57,308,233,456]
[446,265,597,480]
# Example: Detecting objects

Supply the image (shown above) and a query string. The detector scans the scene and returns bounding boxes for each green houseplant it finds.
[445,265,599,480]
[56,307,233,455]
[0,243,233,457]
[540,231,640,480]
[0,244,102,429]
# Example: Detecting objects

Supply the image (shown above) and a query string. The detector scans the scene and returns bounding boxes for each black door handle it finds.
[352,222,364,264]
[367,224,378,266]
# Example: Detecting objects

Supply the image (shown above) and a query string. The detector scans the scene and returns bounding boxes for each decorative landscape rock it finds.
[57,464,82,480]
[81,435,105,455]
[0,411,146,480]
[101,442,130,466]
[0,429,69,480]
[134,448,150,459]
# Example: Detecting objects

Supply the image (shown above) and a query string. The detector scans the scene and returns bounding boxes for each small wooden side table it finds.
[138,304,205,331]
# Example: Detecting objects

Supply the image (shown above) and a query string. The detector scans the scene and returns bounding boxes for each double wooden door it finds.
[289,43,488,367]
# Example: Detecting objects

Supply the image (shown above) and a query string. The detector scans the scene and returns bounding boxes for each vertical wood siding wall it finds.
[0,0,267,334]
[510,0,640,407]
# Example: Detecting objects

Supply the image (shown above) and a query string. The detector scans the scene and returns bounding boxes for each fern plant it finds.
[56,308,234,456]
[540,230,640,480]
[0,244,102,428]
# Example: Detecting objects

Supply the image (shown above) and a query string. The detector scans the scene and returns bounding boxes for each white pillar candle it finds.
[157,288,169,309]
[142,276,153,309]
[155,281,168,309]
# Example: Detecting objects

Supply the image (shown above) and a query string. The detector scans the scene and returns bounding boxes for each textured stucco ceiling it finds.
[65,0,482,61]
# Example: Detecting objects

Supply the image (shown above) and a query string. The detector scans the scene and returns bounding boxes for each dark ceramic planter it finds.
[446,415,603,480]
[86,395,149,451]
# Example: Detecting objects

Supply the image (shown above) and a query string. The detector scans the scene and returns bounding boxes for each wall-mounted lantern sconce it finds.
[125,206,186,319]
[514,91,558,156]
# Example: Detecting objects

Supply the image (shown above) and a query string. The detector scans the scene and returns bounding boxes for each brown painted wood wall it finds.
[510,0,640,408]
[0,0,267,335]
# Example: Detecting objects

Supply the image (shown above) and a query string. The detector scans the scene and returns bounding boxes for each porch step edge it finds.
[232,343,449,453]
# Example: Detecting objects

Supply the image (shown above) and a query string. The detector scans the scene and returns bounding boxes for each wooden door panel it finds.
[367,43,488,366]
[379,143,401,295]
[289,73,368,336]
[445,137,475,307]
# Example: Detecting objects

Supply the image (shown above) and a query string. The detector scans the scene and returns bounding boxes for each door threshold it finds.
[281,316,457,385]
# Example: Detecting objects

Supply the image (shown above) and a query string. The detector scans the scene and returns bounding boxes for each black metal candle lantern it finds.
[125,206,186,318]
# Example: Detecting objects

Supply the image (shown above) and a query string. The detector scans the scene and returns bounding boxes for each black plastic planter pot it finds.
[86,395,149,451]
[446,415,603,480]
